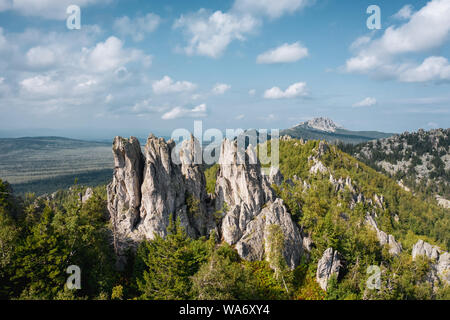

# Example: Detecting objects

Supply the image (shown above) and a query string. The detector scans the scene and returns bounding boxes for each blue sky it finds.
[0,0,449,139]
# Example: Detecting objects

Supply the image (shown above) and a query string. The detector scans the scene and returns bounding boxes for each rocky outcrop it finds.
[107,137,144,241]
[233,199,303,269]
[107,135,213,267]
[436,195,450,209]
[215,139,303,269]
[412,240,441,260]
[316,248,342,291]
[412,240,450,287]
[310,159,328,175]
[329,175,355,193]
[365,213,402,256]
[82,187,93,204]
[107,135,304,270]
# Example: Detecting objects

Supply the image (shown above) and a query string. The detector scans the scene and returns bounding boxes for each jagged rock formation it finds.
[412,240,450,287]
[215,139,303,269]
[107,135,213,266]
[316,248,342,291]
[107,135,304,270]
[365,213,402,256]
[107,137,144,244]
[138,134,212,240]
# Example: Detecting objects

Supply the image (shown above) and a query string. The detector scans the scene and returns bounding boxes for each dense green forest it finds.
[0,139,449,300]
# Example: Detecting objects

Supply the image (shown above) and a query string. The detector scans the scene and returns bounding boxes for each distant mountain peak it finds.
[297,117,344,133]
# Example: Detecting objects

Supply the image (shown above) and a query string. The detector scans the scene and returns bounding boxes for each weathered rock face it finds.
[107,137,144,241]
[215,139,303,269]
[412,240,450,287]
[412,240,441,260]
[234,199,303,269]
[316,248,342,291]
[365,213,402,256]
[215,139,275,244]
[137,135,189,239]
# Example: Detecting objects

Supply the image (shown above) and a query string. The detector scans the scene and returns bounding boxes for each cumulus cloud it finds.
[232,0,311,19]
[82,36,151,73]
[20,75,61,96]
[174,9,259,58]
[0,26,154,119]
[398,56,450,83]
[345,0,450,83]
[162,103,207,120]
[353,97,377,107]
[212,83,231,95]
[113,13,161,42]
[393,5,414,20]
[0,0,110,20]
[129,99,167,115]
[173,0,313,58]
[263,82,308,99]
[152,76,197,94]
[257,42,308,64]
[26,46,57,68]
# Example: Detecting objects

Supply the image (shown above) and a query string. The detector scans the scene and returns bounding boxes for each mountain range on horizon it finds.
[0,116,402,144]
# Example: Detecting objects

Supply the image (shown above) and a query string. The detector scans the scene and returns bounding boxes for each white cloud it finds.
[26,46,57,68]
[393,5,414,20]
[345,0,450,82]
[162,103,207,120]
[82,36,151,73]
[152,76,197,94]
[20,75,60,95]
[349,36,371,51]
[232,0,311,19]
[0,0,110,20]
[129,99,166,115]
[353,97,377,107]
[212,83,231,95]
[263,82,308,99]
[248,89,256,95]
[0,26,154,119]
[113,13,161,42]
[173,9,259,58]
[398,56,450,83]
[257,42,308,64]
[236,114,245,120]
